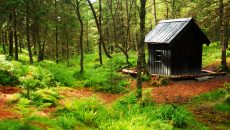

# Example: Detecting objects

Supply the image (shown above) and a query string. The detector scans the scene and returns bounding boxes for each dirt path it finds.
[0,86,21,120]
[150,76,230,103]
[59,75,230,105]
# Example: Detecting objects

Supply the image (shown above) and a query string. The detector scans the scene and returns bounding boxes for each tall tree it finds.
[75,0,84,73]
[137,0,147,99]
[171,0,175,18]
[8,11,14,57]
[219,0,228,71]
[1,31,6,53]
[26,0,33,64]
[55,0,59,64]
[86,0,112,64]
[152,0,157,25]
[13,8,18,60]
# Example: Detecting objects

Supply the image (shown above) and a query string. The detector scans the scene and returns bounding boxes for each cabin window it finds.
[155,50,162,62]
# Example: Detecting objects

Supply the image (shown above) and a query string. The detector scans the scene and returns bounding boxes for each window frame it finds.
[155,50,162,62]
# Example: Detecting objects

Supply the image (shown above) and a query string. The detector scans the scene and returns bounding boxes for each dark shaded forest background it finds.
[0,0,229,67]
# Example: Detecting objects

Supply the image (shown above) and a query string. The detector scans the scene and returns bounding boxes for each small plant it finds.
[142,74,151,81]
[31,88,61,107]
[152,75,169,87]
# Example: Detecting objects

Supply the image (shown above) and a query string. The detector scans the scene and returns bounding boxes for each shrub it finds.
[19,66,55,98]
[0,69,19,86]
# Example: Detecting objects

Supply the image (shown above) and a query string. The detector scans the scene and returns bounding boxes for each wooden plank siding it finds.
[148,44,171,75]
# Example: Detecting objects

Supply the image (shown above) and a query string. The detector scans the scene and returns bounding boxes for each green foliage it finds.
[192,88,228,102]
[0,69,19,86]
[215,95,230,112]
[202,42,230,67]
[152,75,169,87]
[0,120,40,130]
[55,114,82,130]
[224,82,230,93]
[25,116,61,130]
[19,66,55,98]
[9,88,61,111]
[93,72,129,94]
[31,88,61,107]
[142,74,151,81]
[156,105,192,128]
[39,63,76,87]
[55,96,109,128]
[73,57,130,93]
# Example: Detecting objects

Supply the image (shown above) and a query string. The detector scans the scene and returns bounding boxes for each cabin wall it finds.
[171,27,202,75]
[148,44,171,75]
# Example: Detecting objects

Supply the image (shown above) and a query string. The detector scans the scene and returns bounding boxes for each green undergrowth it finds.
[0,52,133,94]
[214,83,230,112]
[3,88,207,130]
[8,88,62,112]
[187,82,230,129]
[190,82,230,104]
[202,42,230,66]
[0,120,40,130]
[52,89,202,130]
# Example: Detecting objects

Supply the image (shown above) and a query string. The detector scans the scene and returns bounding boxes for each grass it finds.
[50,91,201,129]
[0,120,40,130]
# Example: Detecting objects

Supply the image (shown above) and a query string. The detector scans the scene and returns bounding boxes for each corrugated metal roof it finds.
[145,18,210,45]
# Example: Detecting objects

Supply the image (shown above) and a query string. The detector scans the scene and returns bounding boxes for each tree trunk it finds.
[98,0,103,64]
[19,34,22,53]
[13,8,18,61]
[4,31,7,53]
[1,31,6,53]
[76,0,84,73]
[41,27,48,61]
[26,1,33,64]
[87,0,112,61]
[219,0,227,71]
[153,0,157,25]
[137,0,147,99]
[55,0,58,64]
[171,0,175,19]
[8,12,14,57]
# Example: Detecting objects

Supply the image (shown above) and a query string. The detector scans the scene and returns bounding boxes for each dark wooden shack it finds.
[145,18,211,75]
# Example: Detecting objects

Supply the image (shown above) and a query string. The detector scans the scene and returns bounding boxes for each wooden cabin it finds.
[145,18,211,76]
